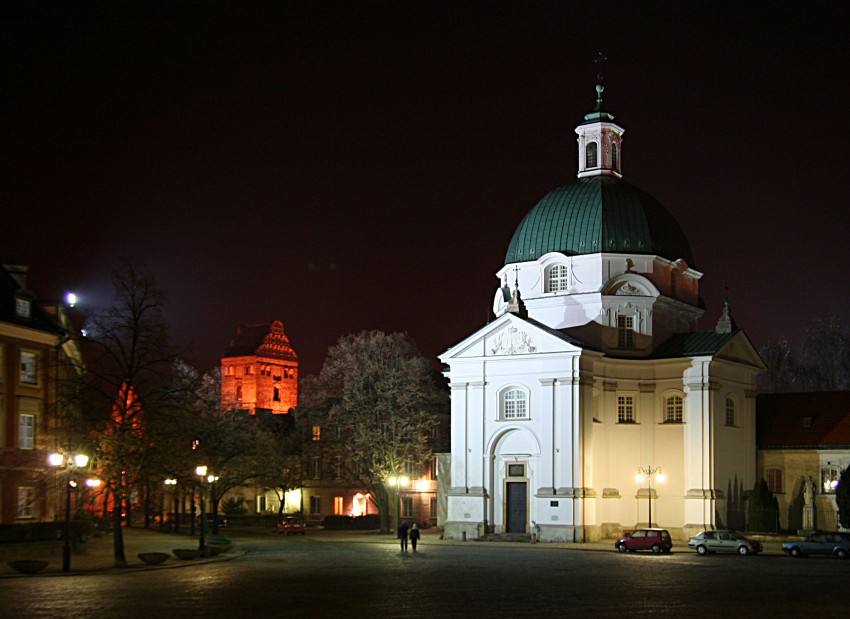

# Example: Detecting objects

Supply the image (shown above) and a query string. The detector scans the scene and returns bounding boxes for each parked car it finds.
[614,529,672,554]
[782,532,850,559]
[277,517,307,535]
[198,513,227,528]
[687,530,762,556]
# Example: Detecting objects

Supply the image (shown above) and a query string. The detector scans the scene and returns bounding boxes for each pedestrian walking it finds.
[398,521,409,552]
[410,523,421,552]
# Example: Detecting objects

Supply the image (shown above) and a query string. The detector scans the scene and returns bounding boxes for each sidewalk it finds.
[0,527,236,577]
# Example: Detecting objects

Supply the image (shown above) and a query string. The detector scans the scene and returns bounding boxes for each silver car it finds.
[687,530,763,556]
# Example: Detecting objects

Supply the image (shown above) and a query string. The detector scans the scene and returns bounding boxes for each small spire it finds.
[506,274,527,318]
[715,298,737,333]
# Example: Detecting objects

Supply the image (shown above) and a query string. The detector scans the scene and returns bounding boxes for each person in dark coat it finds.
[409,523,421,552]
[398,521,409,552]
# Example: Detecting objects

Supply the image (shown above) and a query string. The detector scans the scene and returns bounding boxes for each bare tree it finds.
[300,331,447,532]
[799,315,850,391]
[759,315,850,393]
[73,264,182,567]
[758,338,798,393]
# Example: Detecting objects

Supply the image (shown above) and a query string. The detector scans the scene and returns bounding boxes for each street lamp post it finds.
[196,466,208,553]
[387,475,409,533]
[49,452,90,573]
[165,479,177,532]
[635,466,665,527]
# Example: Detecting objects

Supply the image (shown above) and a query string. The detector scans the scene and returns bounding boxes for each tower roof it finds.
[222,320,297,362]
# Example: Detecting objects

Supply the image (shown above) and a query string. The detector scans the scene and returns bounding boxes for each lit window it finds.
[17,487,35,519]
[821,467,840,494]
[546,265,569,292]
[312,426,321,441]
[334,496,344,515]
[19,413,34,450]
[617,395,635,423]
[617,315,635,348]
[586,142,598,168]
[502,389,528,420]
[766,467,783,494]
[20,351,37,384]
[725,398,736,427]
[664,395,683,423]
[611,142,619,171]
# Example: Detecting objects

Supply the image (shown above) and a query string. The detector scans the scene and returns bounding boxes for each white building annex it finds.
[439,84,765,543]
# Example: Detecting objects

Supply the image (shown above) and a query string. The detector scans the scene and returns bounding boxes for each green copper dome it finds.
[504,175,694,266]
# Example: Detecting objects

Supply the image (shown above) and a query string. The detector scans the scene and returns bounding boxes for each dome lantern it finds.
[576,82,624,179]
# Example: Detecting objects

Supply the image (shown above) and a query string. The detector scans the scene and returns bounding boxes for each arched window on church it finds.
[586,141,598,168]
[725,397,736,427]
[766,467,783,494]
[612,141,619,171]
[545,264,569,292]
[501,388,529,420]
[664,395,683,423]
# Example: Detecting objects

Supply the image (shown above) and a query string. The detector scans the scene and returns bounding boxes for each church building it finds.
[439,84,765,542]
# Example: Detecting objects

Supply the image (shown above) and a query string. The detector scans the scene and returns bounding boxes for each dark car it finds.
[783,532,850,559]
[615,529,672,554]
[277,517,307,535]
[687,530,762,556]
[200,513,227,528]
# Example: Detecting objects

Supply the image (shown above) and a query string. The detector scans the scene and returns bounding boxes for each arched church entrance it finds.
[491,428,539,535]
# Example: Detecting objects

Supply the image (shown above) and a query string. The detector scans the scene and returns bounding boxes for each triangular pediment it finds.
[714,331,766,370]
[440,313,585,362]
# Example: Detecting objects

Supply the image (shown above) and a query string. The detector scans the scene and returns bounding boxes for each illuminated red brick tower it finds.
[220,320,298,415]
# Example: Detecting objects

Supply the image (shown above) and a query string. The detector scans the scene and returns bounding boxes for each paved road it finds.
[1,529,848,618]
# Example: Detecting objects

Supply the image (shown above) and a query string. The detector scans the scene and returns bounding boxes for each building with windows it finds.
[0,264,81,524]
[439,84,765,542]
[221,321,299,415]
[757,391,850,532]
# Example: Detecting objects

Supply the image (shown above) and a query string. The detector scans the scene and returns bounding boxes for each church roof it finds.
[504,175,694,266]
[757,391,850,449]
[648,330,739,358]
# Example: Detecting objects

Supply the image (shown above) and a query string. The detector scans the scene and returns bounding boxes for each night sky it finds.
[4,2,849,376]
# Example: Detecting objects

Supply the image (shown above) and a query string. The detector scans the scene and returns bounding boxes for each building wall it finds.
[441,314,761,542]
[758,448,848,532]
[0,315,77,523]
[221,354,298,415]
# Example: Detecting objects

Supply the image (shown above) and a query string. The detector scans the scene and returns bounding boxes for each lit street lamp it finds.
[165,478,178,532]
[48,451,90,572]
[635,466,665,527]
[196,466,208,553]
[386,475,409,533]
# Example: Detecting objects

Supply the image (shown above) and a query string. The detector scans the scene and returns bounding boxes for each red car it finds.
[277,517,306,535]
[615,529,673,554]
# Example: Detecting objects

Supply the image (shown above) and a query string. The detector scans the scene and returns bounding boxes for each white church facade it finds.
[439,84,764,543]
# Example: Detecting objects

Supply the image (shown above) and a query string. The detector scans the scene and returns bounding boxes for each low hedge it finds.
[322,515,380,530]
